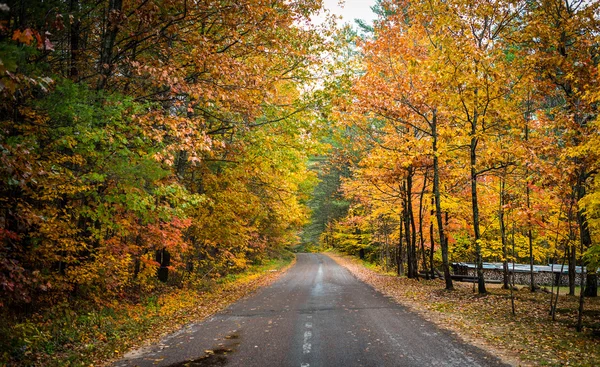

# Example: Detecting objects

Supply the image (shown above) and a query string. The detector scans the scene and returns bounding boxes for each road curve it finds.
[114,253,509,367]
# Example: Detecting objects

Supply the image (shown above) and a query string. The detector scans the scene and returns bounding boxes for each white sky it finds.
[313,0,377,28]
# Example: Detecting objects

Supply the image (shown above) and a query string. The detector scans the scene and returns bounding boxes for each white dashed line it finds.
[303,330,312,354]
[301,314,314,366]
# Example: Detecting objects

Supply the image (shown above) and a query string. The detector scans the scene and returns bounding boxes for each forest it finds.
[320,0,600,297]
[1,0,600,365]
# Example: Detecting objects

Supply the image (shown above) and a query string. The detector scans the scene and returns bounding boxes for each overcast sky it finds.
[313,0,377,28]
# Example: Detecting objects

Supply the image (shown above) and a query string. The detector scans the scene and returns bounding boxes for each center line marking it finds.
[303,330,312,354]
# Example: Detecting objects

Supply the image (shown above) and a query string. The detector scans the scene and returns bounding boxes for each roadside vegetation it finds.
[1,253,294,366]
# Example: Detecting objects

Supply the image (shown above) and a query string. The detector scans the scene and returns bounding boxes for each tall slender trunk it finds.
[567,200,577,295]
[403,180,413,278]
[429,196,436,279]
[397,209,404,276]
[525,187,536,291]
[551,247,567,321]
[526,179,535,291]
[524,108,537,292]
[419,171,429,279]
[576,169,591,329]
[568,246,577,295]
[468,62,486,294]
[432,112,453,290]
[577,268,586,332]
[548,206,563,316]
[499,175,509,289]
[69,0,81,79]
[527,188,536,292]
[97,0,123,90]
[385,229,391,272]
[470,126,486,294]
[511,218,516,315]
[406,171,418,279]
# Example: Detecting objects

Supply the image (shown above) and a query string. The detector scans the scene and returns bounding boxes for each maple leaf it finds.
[12,28,34,45]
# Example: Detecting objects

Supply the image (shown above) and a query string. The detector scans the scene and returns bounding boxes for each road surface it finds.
[114,253,509,367]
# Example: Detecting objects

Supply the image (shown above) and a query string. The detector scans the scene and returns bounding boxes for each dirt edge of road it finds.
[326,252,528,367]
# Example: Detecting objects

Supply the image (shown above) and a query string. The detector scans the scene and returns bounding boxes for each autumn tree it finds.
[0,0,328,309]
[522,0,600,299]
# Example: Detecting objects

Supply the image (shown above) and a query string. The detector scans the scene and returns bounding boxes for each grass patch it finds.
[353,256,398,276]
[0,253,294,367]
[540,285,599,296]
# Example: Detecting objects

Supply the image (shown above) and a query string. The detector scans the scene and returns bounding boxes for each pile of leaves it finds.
[328,253,600,367]
[1,255,294,367]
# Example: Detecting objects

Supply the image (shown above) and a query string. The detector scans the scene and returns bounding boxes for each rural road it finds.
[114,253,509,367]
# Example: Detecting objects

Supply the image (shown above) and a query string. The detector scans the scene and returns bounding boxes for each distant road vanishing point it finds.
[114,253,509,367]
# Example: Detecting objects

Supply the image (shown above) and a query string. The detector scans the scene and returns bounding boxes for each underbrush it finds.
[0,252,294,367]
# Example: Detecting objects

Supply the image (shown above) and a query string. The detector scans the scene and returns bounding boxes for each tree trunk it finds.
[385,230,391,272]
[418,171,429,279]
[403,181,413,278]
[470,128,486,294]
[69,0,81,79]
[499,176,509,289]
[406,172,419,278]
[551,248,567,321]
[97,0,123,90]
[406,171,418,279]
[156,248,171,283]
[397,210,404,276]
[432,112,453,290]
[577,269,586,332]
[511,222,516,315]
[584,273,598,297]
[524,106,537,292]
[567,244,576,296]
[429,196,436,279]
[527,186,536,292]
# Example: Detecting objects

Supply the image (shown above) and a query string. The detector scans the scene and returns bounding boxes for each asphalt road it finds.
[114,253,509,367]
